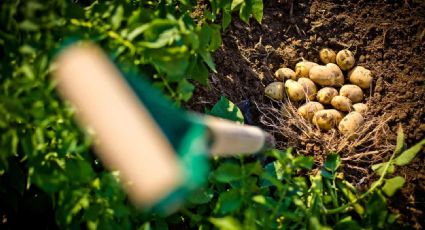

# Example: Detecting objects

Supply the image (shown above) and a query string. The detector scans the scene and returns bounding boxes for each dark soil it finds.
[188,0,425,228]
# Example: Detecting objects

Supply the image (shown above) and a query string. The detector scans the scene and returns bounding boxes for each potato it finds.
[312,109,343,130]
[295,61,318,79]
[316,87,338,104]
[348,66,372,89]
[284,80,306,101]
[340,84,364,103]
[325,63,344,86]
[331,95,352,112]
[338,112,364,136]
[297,77,317,100]
[353,103,368,115]
[298,102,325,122]
[275,68,296,81]
[309,65,337,86]
[319,48,336,64]
[265,82,284,100]
[336,49,355,70]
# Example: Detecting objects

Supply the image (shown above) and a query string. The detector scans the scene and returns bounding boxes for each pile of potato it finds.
[265,48,372,136]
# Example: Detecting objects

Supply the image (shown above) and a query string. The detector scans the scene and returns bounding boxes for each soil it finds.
[188,0,425,228]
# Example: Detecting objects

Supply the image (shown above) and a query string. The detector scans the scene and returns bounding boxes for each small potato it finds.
[338,112,364,136]
[295,61,318,79]
[297,77,317,100]
[317,87,338,104]
[312,109,343,130]
[319,48,336,64]
[348,66,372,89]
[298,102,325,122]
[353,103,368,115]
[309,65,337,86]
[285,80,306,101]
[336,49,355,70]
[275,68,296,81]
[265,82,284,100]
[326,63,344,86]
[331,95,352,112]
[340,84,364,103]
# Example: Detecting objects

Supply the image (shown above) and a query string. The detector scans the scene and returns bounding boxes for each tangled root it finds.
[255,98,395,184]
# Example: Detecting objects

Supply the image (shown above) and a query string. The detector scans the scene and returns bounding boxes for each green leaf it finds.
[111,5,124,30]
[395,125,405,154]
[209,24,222,51]
[382,176,405,197]
[213,162,242,183]
[324,153,341,172]
[371,162,395,176]
[199,50,217,72]
[209,216,242,230]
[366,191,388,228]
[252,195,266,205]
[216,189,242,214]
[293,156,314,169]
[239,2,251,24]
[187,187,214,204]
[176,79,194,102]
[251,0,263,24]
[231,0,244,10]
[188,56,209,86]
[209,96,244,123]
[335,216,362,230]
[222,11,232,30]
[394,139,425,166]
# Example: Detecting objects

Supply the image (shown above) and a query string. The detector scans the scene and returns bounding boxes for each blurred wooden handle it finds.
[53,43,183,207]
[205,116,272,156]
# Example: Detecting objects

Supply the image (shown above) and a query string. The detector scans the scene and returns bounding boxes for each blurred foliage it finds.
[0,0,263,228]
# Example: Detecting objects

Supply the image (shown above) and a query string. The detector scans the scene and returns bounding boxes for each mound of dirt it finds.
[188,0,424,228]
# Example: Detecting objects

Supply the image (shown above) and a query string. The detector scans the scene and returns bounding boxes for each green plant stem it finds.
[324,179,339,220]
[324,148,398,214]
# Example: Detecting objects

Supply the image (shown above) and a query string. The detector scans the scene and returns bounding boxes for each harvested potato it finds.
[325,63,344,86]
[340,84,364,103]
[285,80,306,101]
[353,103,368,115]
[275,68,296,81]
[298,102,325,122]
[298,77,317,100]
[331,95,352,112]
[317,87,338,104]
[319,48,336,64]
[338,111,364,136]
[336,49,355,70]
[265,82,284,100]
[348,66,372,89]
[309,65,337,86]
[295,61,318,79]
[312,109,343,130]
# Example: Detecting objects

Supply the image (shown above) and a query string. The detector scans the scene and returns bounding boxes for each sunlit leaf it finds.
[382,176,405,197]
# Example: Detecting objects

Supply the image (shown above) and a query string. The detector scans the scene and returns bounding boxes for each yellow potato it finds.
[298,102,325,122]
[309,65,337,86]
[348,66,372,89]
[275,68,296,81]
[353,103,368,115]
[325,63,344,86]
[312,109,343,130]
[297,77,317,100]
[284,79,306,101]
[316,87,338,104]
[336,49,355,70]
[331,95,352,112]
[295,61,318,79]
[340,84,364,103]
[338,111,364,136]
[319,48,336,64]
[265,82,284,100]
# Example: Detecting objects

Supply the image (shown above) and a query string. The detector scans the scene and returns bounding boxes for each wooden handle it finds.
[53,43,183,207]
[205,116,268,156]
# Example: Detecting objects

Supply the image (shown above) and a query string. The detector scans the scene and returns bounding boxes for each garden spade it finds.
[53,42,274,213]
